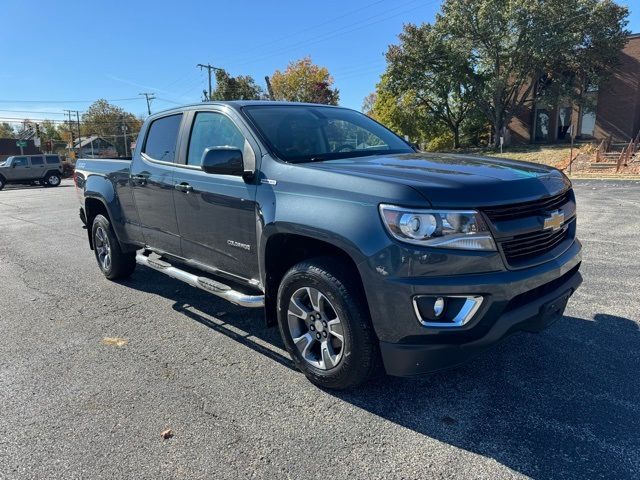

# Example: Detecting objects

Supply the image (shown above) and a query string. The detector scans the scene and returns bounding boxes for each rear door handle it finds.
[175,183,193,193]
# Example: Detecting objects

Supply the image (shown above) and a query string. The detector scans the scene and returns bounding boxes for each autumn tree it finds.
[270,57,339,105]
[210,69,263,101]
[81,99,142,155]
[0,122,15,138]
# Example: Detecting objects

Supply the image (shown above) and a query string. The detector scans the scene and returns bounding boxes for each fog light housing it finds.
[413,295,483,328]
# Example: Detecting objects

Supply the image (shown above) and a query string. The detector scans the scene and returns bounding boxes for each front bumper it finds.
[361,239,582,377]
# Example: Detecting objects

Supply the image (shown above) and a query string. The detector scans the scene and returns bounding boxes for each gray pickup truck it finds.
[0,154,63,190]
[74,101,582,389]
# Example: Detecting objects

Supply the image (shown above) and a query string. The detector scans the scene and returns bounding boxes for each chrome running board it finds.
[136,252,264,308]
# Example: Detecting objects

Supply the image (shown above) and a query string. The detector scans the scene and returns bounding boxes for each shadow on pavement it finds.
[126,266,639,478]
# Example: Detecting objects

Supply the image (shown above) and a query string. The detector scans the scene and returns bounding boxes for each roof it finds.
[151,100,345,117]
[73,135,114,148]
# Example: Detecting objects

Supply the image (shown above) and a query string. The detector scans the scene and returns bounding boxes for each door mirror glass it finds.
[201,147,244,176]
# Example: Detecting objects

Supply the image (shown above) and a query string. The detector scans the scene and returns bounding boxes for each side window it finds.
[186,112,245,166]
[13,157,27,167]
[143,114,183,162]
[45,155,60,164]
[31,156,44,165]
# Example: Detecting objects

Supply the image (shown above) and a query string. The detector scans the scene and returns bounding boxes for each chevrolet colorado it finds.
[74,101,582,389]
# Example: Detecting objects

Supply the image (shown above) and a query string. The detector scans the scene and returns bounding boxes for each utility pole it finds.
[139,92,156,115]
[265,76,274,100]
[75,111,82,157]
[121,116,129,157]
[197,63,223,101]
[63,110,76,158]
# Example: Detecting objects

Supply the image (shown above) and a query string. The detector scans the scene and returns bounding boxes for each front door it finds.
[173,110,260,283]
[7,156,28,180]
[130,113,183,254]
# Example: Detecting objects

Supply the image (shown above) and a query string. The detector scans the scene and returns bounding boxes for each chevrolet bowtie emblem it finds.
[543,210,565,231]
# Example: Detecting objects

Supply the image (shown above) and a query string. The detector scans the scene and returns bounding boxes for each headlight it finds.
[379,204,496,250]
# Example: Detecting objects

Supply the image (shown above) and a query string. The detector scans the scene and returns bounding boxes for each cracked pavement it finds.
[0,179,639,479]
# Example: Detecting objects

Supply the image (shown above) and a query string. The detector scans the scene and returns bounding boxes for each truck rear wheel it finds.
[277,257,380,389]
[91,214,136,280]
[44,172,61,187]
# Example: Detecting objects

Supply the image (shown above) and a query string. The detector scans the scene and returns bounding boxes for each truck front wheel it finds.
[91,214,136,280]
[277,257,380,389]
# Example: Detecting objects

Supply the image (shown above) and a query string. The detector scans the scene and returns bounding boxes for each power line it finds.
[0,97,140,104]
[229,0,432,69]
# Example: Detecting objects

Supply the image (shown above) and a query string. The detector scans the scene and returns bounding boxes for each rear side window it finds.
[143,114,183,163]
[31,156,44,165]
[13,157,27,167]
[45,155,60,164]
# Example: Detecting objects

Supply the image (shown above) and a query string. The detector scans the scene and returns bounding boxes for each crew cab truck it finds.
[0,154,63,190]
[75,101,582,389]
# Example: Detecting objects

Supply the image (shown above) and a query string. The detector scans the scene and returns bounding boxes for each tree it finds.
[364,74,446,148]
[81,100,142,156]
[270,57,339,105]
[385,23,475,148]
[40,120,61,141]
[0,122,15,138]
[436,0,628,147]
[210,69,263,101]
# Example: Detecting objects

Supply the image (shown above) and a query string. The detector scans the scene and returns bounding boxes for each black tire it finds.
[277,257,380,389]
[91,214,136,280]
[43,172,61,187]
[0,176,5,191]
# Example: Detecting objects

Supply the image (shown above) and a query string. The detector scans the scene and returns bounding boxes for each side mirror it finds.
[201,147,244,176]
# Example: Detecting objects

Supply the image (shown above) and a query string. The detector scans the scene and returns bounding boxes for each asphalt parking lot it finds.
[0,178,639,479]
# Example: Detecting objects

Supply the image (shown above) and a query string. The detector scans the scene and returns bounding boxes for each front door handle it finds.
[131,174,148,185]
[175,183,193,193]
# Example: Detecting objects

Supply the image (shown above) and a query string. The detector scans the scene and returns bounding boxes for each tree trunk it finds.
[493,117,504,148]
[453,126,460,149]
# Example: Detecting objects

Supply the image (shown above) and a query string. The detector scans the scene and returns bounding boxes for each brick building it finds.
[508,33,640,144]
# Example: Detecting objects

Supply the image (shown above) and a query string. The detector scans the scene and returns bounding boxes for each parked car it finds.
[0,154,63,190]
[74,101,582,389]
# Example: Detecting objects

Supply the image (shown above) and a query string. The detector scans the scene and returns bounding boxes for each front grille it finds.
[501,225,570,264]
[483,190,571,222]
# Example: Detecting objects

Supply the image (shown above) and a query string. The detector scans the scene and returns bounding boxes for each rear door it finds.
[29,156,46,179]
[173,108,260,282]
[130,113,183,254]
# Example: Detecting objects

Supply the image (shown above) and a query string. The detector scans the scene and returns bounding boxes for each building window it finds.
[534,108,550,142]
[558,107,573,141]
[580,108,596,138]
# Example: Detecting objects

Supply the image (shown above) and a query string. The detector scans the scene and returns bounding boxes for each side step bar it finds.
[135,253,264,308]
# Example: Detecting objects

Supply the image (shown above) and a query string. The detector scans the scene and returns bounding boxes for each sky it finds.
[0,0,638,125]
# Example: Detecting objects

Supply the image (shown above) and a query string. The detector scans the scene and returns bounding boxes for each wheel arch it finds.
[84,197,112,250]
[262,232,368,327]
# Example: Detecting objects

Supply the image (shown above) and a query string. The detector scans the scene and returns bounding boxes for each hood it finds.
[303,152,570,207]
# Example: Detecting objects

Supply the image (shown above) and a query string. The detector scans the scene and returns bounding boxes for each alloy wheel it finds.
[287,287,345,370]
[94,226,112,272]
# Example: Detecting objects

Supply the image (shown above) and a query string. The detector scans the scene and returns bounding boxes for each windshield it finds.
[242,105,413,163]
